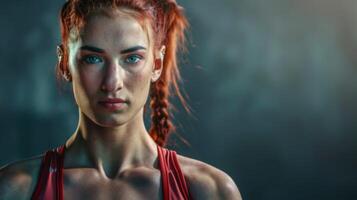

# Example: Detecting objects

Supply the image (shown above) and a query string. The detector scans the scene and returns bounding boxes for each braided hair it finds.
[58,0,190,147]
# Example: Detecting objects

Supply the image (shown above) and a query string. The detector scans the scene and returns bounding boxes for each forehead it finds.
[76,11,151,49]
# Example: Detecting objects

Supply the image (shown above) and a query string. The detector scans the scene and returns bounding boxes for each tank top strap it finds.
[32,144,191,200]
[31,145,65,200]
[157,145,192,200]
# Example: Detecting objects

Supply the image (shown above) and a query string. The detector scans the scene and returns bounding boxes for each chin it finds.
[81,103,142,128]
[93,114,129,128]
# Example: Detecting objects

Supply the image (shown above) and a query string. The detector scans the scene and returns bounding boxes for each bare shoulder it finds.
[176,154,243,200]
[0,154,44,200]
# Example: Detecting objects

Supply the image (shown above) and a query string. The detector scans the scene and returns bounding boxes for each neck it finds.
[64,108,159,179]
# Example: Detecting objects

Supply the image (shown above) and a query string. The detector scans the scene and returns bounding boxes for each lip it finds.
[98,98,127,111]
[99,98,126,103]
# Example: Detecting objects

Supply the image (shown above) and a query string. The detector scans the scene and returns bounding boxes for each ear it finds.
[151,45,166,83]
[57,44,64,62]
[57,44,72,82]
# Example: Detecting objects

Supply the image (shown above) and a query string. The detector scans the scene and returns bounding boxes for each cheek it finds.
[126,70,152,96]
[73,69,101,97]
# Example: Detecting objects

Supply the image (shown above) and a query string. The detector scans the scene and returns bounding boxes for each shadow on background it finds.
[1,0,356,199]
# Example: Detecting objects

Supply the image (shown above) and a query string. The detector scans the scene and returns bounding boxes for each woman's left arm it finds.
[213,170,242,200]
[181,157,243,200]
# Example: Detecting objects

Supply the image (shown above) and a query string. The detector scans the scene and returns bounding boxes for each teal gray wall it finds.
[1,0,356,199]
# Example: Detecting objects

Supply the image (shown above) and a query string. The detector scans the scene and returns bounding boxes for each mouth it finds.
[98,98,127,111]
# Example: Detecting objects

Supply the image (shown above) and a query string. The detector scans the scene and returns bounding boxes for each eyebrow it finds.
[79,45,147,54]
[80,45,105,53]
[120,46,147,54]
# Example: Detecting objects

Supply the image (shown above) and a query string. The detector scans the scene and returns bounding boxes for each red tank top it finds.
[31,145,192,200]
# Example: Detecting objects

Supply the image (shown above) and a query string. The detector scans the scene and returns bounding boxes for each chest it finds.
[62,168,163,200]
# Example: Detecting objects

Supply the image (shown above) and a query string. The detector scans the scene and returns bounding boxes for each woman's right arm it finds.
[0,156,43,200]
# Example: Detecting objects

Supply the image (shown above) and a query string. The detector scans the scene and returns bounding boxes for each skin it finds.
[0,8,242,200]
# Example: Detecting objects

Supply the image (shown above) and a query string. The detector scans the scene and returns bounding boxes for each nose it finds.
[100,60,123,93]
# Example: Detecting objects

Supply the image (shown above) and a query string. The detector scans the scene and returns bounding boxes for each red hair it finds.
[58,0,190,147]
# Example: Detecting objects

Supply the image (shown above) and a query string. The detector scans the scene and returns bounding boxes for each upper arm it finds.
[214,170,242,200]
[0,159,41,200]
[0,165,30,200]
[182,159,242,200]
[192,169,242,200]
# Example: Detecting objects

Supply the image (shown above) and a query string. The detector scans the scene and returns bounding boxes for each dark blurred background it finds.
[1,0,356,199]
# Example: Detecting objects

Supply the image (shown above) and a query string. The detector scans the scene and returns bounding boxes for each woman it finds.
[0,0,242,199]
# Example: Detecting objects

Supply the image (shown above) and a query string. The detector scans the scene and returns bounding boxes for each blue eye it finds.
[125,55,142,64]
[83,55,103,64]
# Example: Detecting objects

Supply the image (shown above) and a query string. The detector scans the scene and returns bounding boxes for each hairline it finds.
[67,7,157,56]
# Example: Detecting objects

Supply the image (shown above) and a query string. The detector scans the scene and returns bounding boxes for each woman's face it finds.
[67,10,161,127]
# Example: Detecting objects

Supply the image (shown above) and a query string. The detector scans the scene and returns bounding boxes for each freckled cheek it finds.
[74,70,102,96]
[126,71,152,97]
